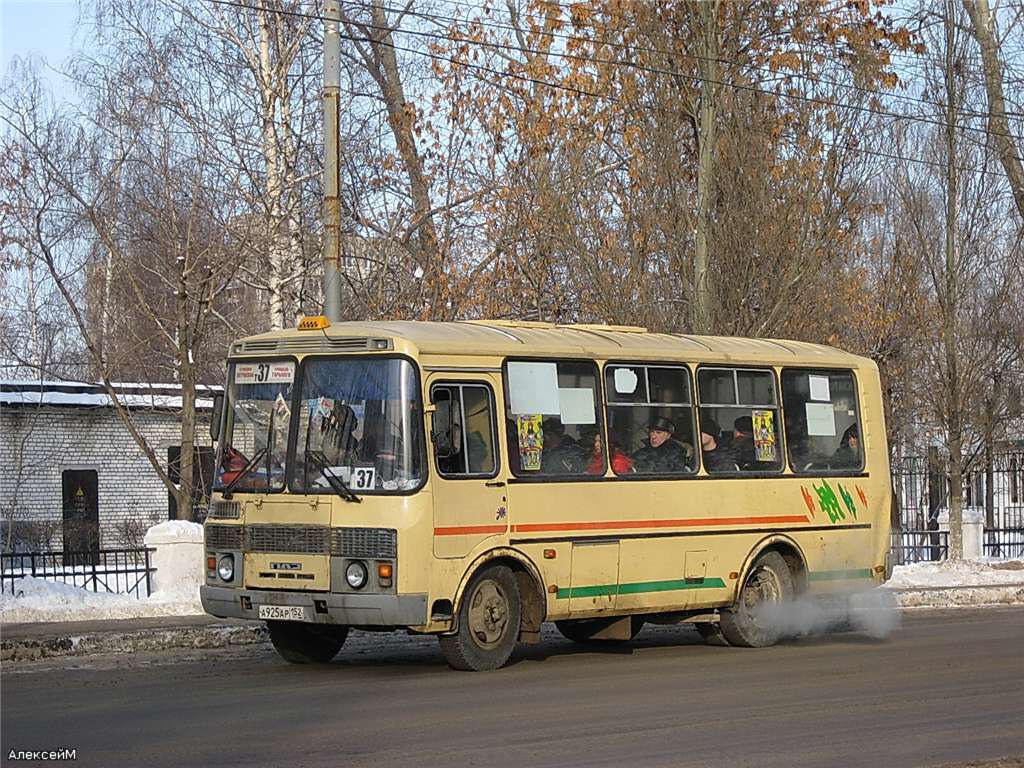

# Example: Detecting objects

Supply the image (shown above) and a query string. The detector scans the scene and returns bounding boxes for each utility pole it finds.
[322,0,342,322]
[943,0,964,560]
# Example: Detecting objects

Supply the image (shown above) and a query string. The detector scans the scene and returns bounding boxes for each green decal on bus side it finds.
[556,577,727,600]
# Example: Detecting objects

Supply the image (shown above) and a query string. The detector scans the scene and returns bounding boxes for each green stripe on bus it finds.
[808,569,873,581]
[556,577,727,600]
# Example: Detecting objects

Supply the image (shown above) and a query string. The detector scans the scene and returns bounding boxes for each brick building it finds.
[0,381,217,553]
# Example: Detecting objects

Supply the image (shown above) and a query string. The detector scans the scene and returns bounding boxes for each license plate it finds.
[258,605,308,621]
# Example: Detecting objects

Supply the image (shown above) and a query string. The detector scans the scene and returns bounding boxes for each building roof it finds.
[230,320,871,368]
[0,381,220,411]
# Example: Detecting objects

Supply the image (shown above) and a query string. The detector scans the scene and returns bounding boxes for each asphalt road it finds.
[3,608,1023,768]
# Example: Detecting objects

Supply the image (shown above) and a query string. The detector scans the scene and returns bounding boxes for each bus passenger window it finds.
[781,370,862,473]
[697,368,783,474]
[431,384,498,478]
[605,364,696,475]
[504,360,604,477]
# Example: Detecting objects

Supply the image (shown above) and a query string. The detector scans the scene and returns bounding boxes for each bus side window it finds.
[431,383,498,478]
[503,360,604,477]
[781,369,863,473]
[697,367,783,474]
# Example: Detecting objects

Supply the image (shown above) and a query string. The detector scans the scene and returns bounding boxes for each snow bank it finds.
[144,520,204,599]
[0,576,203,624]
[884,558,1024,589]
[1,521,206,624]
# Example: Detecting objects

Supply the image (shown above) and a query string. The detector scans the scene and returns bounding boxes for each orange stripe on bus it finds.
[511,515,809,533]
[434,525,509,536]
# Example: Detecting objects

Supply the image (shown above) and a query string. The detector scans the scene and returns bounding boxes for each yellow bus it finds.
[201,319,892,670]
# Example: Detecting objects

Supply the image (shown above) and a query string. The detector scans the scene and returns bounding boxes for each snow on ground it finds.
[2,557,1022,625]
[882,558,1024,609]
[0,577,203,624]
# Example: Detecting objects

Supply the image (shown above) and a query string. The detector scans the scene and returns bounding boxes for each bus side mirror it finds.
[211,393,224,442]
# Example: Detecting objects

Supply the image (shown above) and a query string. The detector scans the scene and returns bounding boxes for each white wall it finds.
[0,406,211,551]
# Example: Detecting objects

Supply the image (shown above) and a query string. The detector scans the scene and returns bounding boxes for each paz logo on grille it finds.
[270,562,302,571]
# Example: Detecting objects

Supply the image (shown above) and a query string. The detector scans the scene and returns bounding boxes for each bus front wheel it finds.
[719,551,794,648]
[267,621,349,664]
[439,565,522,671]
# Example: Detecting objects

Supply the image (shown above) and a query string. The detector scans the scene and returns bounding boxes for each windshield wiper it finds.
[306,450,362,503]
[221,448,268,500]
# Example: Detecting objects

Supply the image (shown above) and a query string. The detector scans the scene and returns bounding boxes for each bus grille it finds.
[205,524,243,550]
[330,528,397,559]
[245,525,330,554]
[207,500,240,520]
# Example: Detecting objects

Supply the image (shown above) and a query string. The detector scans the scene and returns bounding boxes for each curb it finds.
[1,622,269,663]
[888,584,1024,609]
[4,585,1024,664]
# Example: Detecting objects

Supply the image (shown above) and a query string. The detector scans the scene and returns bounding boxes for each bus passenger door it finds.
[569,541,620,613]
[428,376,507,559]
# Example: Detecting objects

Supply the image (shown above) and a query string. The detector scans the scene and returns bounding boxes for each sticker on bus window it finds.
[516,414,544,470]
[507,362,560,415]
[349,467,376,490]
[558,388,596,424]
[805,402,837,436]
[752,409,777,462]
[274,392,291,419]
[235,361,295,384]
[614,368,639,395]
[808,375,831,402]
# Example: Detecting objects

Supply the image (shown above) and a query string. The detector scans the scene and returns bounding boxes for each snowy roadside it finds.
[2,558,1022,626]
[880,558,1024,609]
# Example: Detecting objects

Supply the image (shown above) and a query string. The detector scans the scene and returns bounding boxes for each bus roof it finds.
[233,320,870,368]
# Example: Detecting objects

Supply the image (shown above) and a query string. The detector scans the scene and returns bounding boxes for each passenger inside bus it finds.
[830,424,860,468]
[631,417,692,473]
[539,419,586,474]
[699,415,737,472]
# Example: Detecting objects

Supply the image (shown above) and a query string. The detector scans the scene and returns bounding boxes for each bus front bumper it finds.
[200,584,428,627]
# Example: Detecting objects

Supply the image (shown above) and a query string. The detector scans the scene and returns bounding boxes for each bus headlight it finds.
[345,561,368,589]
[217,555,235,582]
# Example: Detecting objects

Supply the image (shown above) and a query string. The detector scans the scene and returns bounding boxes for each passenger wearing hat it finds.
[731,415,757,470]
[630,416,691,474]
[700,415,736,473]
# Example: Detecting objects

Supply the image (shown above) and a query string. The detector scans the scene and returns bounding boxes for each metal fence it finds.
[983,529,1024,559]
[891,449,1024,531]
[0,548,155,598]
[891,530,949,566]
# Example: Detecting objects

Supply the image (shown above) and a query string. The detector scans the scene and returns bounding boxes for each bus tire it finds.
[555,616,645,644]
[439,565,521,671]
[695,622,731,646]
[267,621,348,664]
[719,551,794,648]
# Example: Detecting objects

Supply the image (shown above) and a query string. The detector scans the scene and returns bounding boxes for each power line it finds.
[415,0,1024,117]
[368,0,1022,121]
[203,0,1015,178]
[315,0,1024,141]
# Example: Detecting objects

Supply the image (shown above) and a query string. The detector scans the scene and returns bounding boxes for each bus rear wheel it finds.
[267,621,349,664]
[555,616,645,644]
[719,551,794,648]
[439,565,521,671]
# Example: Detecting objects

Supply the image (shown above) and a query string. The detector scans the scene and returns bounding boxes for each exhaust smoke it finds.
[754,588,900,640]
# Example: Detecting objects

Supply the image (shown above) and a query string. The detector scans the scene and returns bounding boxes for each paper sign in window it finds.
[808,375,831,402]
[558,388,596,424]
[614,368,639,395]
[507,362,560,415]
[805,402,837,436]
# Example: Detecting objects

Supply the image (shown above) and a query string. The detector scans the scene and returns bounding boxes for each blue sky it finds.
[2,0,81,99]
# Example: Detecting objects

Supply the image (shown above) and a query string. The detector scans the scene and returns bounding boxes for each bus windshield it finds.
[215,360,295,492]
[291,357,424,494]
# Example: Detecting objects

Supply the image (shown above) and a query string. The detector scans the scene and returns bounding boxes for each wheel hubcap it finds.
[468,579,508,648]
[742,566,782,628]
